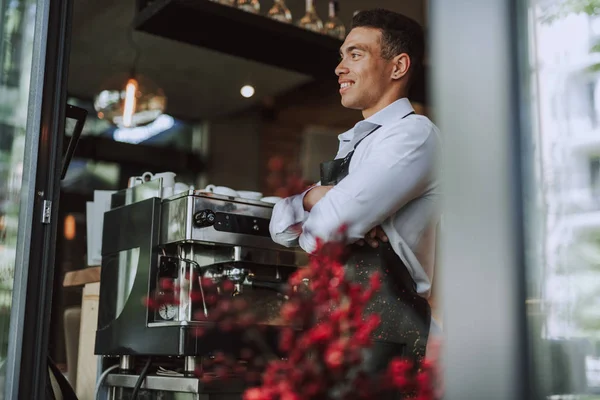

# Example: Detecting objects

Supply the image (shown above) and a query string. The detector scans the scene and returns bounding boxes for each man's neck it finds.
[362,94,407,119]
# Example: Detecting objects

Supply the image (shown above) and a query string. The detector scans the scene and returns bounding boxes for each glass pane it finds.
[526,0,600,398]
[0,0,38,394]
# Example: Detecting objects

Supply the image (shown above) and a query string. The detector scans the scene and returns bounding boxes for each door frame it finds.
[430,0,532,399]
[4,0,73,398]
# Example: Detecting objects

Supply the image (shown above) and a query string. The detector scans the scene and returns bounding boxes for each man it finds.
[269,9,441,374]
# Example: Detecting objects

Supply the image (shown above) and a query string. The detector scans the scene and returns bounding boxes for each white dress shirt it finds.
[269,98,441,297]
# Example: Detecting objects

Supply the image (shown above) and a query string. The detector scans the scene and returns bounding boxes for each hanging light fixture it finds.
[94,73,166,128]
[94,31,167,128]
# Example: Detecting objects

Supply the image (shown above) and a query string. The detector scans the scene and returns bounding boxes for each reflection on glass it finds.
[0,0,25,87]
[0,0,37,393]
[526,1,600,397]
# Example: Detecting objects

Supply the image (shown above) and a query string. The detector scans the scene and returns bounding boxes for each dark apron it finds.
[319,112,431,371]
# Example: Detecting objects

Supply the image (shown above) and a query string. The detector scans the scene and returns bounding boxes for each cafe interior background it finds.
[59,0,429,394]
[1,0,600,398]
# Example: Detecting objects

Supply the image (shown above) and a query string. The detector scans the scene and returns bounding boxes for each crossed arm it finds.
[269,123,437,254]
[303,185,388,247]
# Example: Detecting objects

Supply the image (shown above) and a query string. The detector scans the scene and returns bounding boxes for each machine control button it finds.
[194,209,216,227]
[212,212,271,237]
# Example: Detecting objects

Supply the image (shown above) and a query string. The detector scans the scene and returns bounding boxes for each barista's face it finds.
[335,27,409,118]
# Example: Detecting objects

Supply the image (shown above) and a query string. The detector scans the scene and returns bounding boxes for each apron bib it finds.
[319,112,430,361]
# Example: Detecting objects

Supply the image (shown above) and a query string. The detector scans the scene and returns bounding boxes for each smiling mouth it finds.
[340,82,355,93]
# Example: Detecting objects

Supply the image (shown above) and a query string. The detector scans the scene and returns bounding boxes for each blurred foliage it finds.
[539,1,600,336]
[540,0,600,23]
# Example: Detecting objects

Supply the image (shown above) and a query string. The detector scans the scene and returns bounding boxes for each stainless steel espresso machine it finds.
[94,179,302,399]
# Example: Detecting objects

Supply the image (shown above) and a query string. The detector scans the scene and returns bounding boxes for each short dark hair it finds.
[352,9,425,71]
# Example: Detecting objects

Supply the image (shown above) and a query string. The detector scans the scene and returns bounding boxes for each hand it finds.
[303,185,333,212]
[356,226,388,248]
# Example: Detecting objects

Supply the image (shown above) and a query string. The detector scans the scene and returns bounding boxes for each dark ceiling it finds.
[68,0,426,121]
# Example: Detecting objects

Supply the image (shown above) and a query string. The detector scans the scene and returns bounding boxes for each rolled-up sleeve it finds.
[269,184,320,247]
[298,123,437,254]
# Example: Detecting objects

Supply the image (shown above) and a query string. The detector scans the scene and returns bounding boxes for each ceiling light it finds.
[94,73,167,128]
[241,85,255,98]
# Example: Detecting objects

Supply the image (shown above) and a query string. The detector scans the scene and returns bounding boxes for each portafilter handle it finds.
[243,276,288,295]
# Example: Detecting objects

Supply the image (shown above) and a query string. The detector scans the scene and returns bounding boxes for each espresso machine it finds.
[94,178,302,399]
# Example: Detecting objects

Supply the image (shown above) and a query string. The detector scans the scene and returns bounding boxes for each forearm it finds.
[269,184,321,247]
[302,185,333,212]
[299,132,437,253]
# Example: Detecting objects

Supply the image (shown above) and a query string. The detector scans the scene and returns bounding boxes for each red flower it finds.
[189,291,205,303]
[389,358,413,375]
[200,277,215,289]
[142,296,158,310]
[237,312,257,328]
[391,374,410,389]
[415,394,434,400]
[354,328,371,346]
[279,328,295,352]
[142,231,440,400]
[267,156,285,172]
[364,314,381,330]
[280,391,301,400]
[324,341,346,370]
[416,371,431,388]
[369,272,382,292]
[221,280,235,293]
[213,352,226,364]
[304,382,321,397]
[308,323,334,344]
[205,294,218,306]
[159,278,174,290]
[243,387,269,400]
[218,318,234,332]
[280,302,300,322]
[245,371,262,384]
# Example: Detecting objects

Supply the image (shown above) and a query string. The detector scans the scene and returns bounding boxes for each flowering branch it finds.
[145,237,442,399]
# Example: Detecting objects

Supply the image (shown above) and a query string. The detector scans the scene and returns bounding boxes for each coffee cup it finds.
[260,196,283,204]
[162,186,174,198]
[238,190,263,200]
[141,171,154,182]
[174,182,190,194]
[154,172,176,189]
[204,184,239,197]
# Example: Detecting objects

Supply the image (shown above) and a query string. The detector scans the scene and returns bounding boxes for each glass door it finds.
[0,0,72,398]
[523,1,600,398]
[431,0,600,399]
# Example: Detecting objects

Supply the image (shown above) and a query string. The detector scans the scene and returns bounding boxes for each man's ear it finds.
[391,53,410,80]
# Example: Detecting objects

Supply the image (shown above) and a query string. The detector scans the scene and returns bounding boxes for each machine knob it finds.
[194,209,216,227]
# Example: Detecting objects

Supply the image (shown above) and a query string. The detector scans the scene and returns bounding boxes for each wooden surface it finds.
[75,282,100,400]
[63,267,101,287]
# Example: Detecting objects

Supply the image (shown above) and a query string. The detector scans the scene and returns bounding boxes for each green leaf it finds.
[591,42,600,53]
[587,62,600,72]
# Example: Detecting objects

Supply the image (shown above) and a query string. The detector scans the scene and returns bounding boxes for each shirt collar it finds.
[340,98,414,143]
[364,97,414,126]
